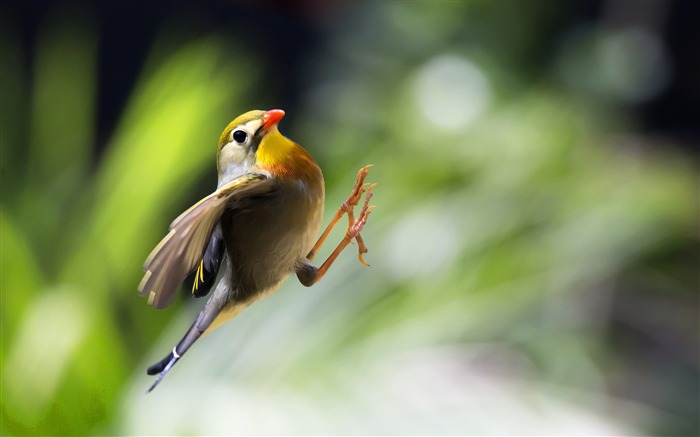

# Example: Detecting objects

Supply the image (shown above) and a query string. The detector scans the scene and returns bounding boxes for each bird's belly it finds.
[221,184,323,300]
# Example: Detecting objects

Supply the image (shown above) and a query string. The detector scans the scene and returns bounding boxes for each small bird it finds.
[139,109,375,392]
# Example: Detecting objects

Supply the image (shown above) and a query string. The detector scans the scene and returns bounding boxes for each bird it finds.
[138,109,375,392]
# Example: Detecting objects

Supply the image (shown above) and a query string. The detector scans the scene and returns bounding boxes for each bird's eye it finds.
[232,130,247,144]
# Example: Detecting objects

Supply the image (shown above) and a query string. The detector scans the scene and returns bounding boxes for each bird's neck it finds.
[257,128,320,182]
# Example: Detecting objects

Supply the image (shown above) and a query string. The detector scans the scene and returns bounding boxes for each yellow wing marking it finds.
[191,260,205,295]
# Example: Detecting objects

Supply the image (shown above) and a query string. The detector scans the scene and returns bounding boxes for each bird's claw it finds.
[343,165,374,212]
[347,187,375,266]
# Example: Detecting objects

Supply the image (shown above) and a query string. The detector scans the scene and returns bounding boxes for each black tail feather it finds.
[145,287,227,392]
[145,318,207,392]
[146,350,180,392]
[147,352,174,375]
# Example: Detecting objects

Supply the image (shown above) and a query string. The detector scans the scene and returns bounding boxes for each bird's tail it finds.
[146,318,203,392]
[145,284,241,392]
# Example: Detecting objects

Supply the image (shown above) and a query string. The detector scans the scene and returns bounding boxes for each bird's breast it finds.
[221,176,324,300]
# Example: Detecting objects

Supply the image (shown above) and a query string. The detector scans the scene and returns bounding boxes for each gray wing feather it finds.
[138,172,271,309]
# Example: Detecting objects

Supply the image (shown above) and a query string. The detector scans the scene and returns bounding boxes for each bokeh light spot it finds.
[413,55,491,130]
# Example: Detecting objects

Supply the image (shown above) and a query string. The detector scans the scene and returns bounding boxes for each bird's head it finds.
[216,108,296,183]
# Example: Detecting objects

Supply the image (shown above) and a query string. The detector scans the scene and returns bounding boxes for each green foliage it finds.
[1,9,257,433]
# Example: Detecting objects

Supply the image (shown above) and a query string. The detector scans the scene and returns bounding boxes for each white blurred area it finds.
[413,55,491,130]
[122,295,643,435]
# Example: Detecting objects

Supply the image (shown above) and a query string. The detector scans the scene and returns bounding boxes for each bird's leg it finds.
[297,189,375,286]
[306,165,374,264]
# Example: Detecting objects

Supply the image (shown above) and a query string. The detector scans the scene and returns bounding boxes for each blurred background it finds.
[1,0,698,435]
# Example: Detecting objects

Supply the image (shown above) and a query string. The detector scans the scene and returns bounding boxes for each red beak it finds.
[262,109,285,131]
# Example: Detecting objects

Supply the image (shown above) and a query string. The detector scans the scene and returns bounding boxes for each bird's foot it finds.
[346,187,376,266]
[341,164,374,214]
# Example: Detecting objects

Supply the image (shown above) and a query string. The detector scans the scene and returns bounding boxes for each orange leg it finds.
[307,165,375,265]
[297,189,375,287]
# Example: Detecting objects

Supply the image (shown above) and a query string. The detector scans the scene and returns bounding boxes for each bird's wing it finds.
[188,225,225,298]
[138,172,272,309]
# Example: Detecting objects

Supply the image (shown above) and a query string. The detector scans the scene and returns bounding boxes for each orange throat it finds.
[257,129,320,182]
